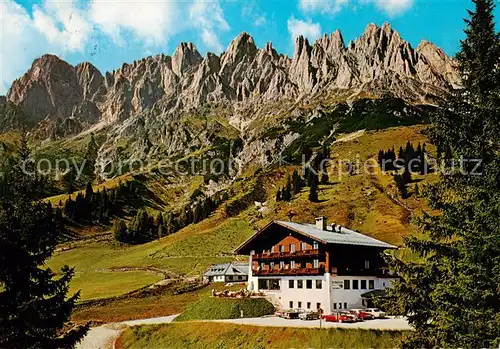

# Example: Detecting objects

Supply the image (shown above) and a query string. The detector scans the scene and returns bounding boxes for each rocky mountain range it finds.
[1,23,459,180]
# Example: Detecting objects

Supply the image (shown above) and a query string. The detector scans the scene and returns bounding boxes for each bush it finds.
[174,297,274,322]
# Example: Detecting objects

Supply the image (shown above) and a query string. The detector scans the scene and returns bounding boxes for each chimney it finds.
[315,216,327,231]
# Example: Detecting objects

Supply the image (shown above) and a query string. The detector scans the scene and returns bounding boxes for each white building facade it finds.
[237,218,398,314]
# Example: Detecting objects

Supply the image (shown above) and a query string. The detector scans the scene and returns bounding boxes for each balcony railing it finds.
[253,249,321,260]
[252,267,325,276]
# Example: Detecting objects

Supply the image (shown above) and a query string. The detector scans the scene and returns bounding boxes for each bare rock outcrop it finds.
[2,23,459,137]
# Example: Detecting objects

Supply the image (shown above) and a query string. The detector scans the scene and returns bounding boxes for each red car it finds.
[322,312,357,323]
[348,309,375,320]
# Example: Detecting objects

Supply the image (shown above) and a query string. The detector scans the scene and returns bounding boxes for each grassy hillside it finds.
[44,124,435,323]
[174,297,275,322]
[116,323,406,349]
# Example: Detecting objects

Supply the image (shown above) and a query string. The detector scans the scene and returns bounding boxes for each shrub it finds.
[174,297,274,322]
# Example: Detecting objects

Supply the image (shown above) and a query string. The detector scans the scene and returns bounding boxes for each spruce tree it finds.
[308,172,318,202]
[0,137,88,348]
[456,0,500,106]
[385,1,500,347]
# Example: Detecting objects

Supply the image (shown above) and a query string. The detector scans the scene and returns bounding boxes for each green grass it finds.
[69,271,163,301]
[72,282,242,324]
[174,297,275,322]
[116,322,406,349]
[46,217,253,309]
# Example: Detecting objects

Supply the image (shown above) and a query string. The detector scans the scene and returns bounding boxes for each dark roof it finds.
[235,220,396,254]
[203,263,249,277]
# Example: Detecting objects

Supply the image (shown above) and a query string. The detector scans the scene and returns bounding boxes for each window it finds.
[280,245,285,253]
[260,262,265,270]
[313,241,319,250]
[289,280,294,289]
[361,280,367,290]
[298,301,302,308]
[258,279,280,290]
[290,244,296,253]
[364,260,370,269]
[289,301,293,308]
[344,302,347,309]
[316,303,321,310]
[270,262,275,270]
[316,280,322,289]
[279,261,285,269]
[339,303,342,309]
[333,303,337,310]
[300,242,307,250]
[369,280,375,289]
[306,280,313,289]
[238,276,243,280]
[297,280,303,289]
[290,260,296,269]
[344,280,351,290]
[307,302,311,309]
[271,279,280,290]
[313,259,319,268]
[353,280,359,290]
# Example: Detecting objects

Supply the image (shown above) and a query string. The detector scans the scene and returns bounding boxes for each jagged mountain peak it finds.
[2,23,460,139]
[172,42,203,77]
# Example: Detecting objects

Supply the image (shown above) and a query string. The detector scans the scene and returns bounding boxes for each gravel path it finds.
[214,315,411,330]
[76,315,410,348]
[76,315,178,349]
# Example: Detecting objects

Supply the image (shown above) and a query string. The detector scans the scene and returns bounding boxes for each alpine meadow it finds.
[1,0,500,348]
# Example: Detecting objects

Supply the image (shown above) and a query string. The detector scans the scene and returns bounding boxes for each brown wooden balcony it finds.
[252,267,325,276]
[253,249,321,260]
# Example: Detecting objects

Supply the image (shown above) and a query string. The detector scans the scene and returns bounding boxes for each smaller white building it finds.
[203,262,249,283]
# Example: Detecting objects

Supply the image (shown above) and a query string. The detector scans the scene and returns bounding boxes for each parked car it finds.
[299,311,320,320]
[281,309,302,319]
[365,308,387,318]
[349,309,375,320]
[322,312,357,323]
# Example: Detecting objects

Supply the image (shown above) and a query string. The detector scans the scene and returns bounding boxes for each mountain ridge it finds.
[3,23,458,136]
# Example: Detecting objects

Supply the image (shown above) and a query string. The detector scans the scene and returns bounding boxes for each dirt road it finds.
[76,315,178,349]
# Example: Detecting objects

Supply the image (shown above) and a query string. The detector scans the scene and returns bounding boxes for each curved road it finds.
[76,315,179,349]
[77,314,410,348]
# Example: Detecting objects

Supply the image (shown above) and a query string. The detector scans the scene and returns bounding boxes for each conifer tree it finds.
[292,169,302,195]
[113,219,128,242]
[0,136,88,348]
[385,1,500,347]
[308,172,318,202]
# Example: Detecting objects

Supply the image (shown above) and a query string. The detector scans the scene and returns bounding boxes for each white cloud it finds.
[89,0,180,46]
[33,1,91,51]
[0,0,89,94]
[0,0,231,93]
[373,0,413,16]
[287,17,322,43]
[299,0,413,16]
[299,0,350,15]
[254,15,267,27]
[189,0,230,53]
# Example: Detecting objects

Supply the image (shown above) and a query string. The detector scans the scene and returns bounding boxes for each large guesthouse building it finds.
[235,217,398,314]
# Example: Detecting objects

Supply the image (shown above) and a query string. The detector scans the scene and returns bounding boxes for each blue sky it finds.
[0,0,496,94]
